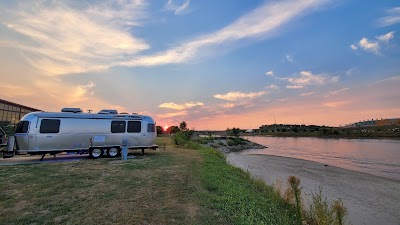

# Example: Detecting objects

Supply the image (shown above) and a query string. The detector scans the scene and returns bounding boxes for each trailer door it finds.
[127,120,141,147]
[36,119,62,151]
[14,121,30,150]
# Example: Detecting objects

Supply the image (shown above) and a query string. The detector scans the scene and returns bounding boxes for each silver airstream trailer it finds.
[5,108,157,159]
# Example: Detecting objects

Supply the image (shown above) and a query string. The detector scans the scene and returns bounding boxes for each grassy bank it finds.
[197,145,297,224]
[0,137,299,224]
[172,132,349,225]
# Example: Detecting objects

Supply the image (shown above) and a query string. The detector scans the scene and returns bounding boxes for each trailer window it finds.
[40,119,60,133]
[147,123,156,133]
[15,121,30,133]
[111,121,126,133]
[127,121,141,133]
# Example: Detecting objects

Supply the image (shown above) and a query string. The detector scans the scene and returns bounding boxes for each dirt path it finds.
[0,154,88,165]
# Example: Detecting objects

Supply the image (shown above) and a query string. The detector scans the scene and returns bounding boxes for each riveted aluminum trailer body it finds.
[9,111,157,158]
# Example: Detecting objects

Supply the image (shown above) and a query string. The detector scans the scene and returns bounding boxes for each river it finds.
[243,136,400,181]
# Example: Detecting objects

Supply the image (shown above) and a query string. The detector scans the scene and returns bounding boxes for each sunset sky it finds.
[1,0,399,130]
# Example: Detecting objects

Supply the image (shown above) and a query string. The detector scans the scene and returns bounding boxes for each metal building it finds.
[0,99,41,128]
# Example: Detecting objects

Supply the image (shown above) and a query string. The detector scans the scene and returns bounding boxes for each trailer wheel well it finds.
[107,146,121,158]
[88,147,102,159]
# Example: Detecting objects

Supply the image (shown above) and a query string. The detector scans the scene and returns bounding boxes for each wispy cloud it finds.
[214,91,266,101]
[286,85,304,89]
[370,75,400,86]
[283,71,339,87]
[159,101,204,110]
[1,0,328,74]
[352,31,395,54]
[265,84,279,89]
[77,81,96,97]
[157,111,188,118]
[378,7,400,27]
[359,38,379,54]
[222,103,235,108]
[266,70,274,76]
[286,54,294,62]
[0,84,36,98]
[279,97,289,102]
[324,87,349,98]
[323,101,349,108]
[329,88,349,95]
[300,91,314,96]
[86,0,147,26]
[376,31,395,42]
[345,67,358,76]
[123,0,327,67]
[1,1,148,75]
[165,0,191,15]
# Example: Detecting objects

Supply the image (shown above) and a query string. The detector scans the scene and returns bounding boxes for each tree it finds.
[179,121,187,131]
[226,127,240,137]
[232,127,240,137]
[167,126,180,134]
[156,126,163,135]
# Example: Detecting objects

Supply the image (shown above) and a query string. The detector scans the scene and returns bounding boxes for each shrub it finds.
[184,140,202,150]
[332,199,347,225]
[227,137,247,146]
[305,187,334,225]
[226,139,235,146]
[287,176,303,224]
[171,130,194,146]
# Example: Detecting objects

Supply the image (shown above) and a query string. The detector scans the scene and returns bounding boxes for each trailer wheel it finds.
[89,148,102,159]
[107,147,119,158]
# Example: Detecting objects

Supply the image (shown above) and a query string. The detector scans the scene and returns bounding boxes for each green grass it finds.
[0,137,298,224]
[198,146,297,225]
[1,144,210,224]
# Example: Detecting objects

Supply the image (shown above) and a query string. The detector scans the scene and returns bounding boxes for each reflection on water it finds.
[244,136,400,181]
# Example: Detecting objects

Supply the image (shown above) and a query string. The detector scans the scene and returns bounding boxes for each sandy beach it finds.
[226,153,400,225]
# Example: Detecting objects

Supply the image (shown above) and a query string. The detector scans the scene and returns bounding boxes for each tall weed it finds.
[281,178,349,225]
[305,187,334,225]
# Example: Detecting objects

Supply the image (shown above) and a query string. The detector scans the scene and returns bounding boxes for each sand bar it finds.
[226,153,400,225]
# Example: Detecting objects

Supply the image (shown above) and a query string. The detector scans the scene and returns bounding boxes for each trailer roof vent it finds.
[98,109,118,114]
[61,108,83,113]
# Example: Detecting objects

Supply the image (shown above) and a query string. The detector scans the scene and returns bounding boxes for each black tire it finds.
[89,148,102,159]
[107,147,120,158]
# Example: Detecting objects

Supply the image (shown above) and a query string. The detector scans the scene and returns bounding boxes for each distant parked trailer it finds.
[2,108,158,159]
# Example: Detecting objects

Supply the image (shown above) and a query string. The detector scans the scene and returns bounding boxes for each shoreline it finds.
[226,153,400,225]
[242,133,400,140]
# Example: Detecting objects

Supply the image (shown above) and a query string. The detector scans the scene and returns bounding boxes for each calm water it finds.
[244,136,400,181]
